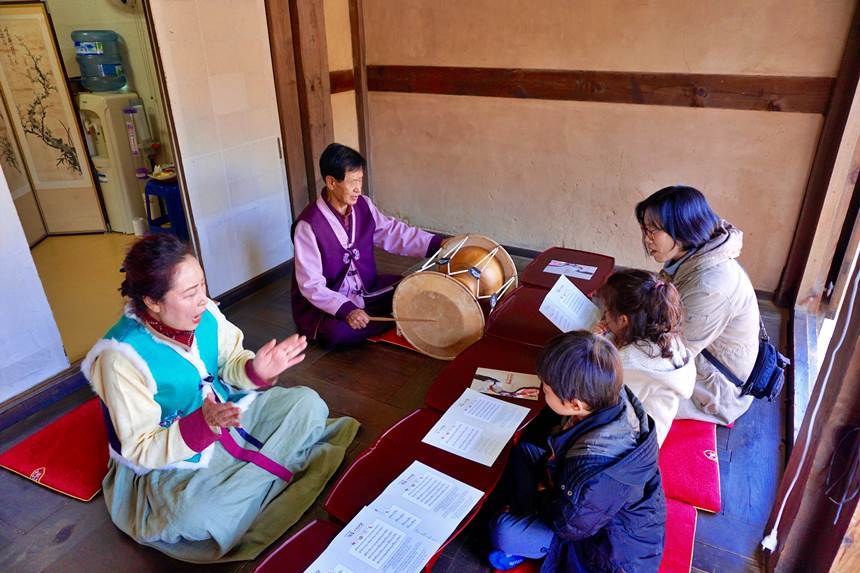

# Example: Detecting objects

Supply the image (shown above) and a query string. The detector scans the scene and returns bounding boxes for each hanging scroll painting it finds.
[0,83,45,244]
[0,3,103,233]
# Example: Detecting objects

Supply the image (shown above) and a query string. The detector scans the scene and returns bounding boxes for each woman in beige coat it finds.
[635,186,760,425]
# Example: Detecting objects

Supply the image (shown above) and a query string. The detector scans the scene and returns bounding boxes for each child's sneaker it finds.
[488,550,525,571]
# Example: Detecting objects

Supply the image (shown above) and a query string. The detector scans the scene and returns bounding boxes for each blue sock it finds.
[488,549,526,571]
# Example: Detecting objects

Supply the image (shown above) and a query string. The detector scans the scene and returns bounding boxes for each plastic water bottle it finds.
[72,30,127,92]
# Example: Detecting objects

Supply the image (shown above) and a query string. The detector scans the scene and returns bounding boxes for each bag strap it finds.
[702,315,770,388]
[759,317,769,342]
[701,347,746,389]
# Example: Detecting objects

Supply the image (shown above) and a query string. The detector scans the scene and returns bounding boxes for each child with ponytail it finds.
[594,269,696,445]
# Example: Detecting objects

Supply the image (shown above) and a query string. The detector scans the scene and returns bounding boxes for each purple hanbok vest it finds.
[291,196,379,336]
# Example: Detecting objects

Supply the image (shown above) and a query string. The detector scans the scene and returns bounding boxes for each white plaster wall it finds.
[363,0,853,292]
[365,0,854,76]
[369,93,823,291]
[332,90,359,152]
[0,166,68,403]
[325,0,360,153]
[149,0,293,297]
[325,0,353,71]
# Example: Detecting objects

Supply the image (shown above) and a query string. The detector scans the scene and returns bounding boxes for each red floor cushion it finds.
[520,247,615,295]
[254,519,342,573]
[659,498,698,573]
[485,285,564,347]
[0,398,108,501]
[368,327,419,352]
[424,335,545,432]
[659,419,721,513]
[496,560,542,573]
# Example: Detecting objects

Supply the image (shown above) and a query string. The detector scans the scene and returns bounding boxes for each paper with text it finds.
[422,389,529,466]
[539,275,601,333]
[305,462,482,573]
[305,506,435,573]
[373,461,483,543]
[543,259,598,280]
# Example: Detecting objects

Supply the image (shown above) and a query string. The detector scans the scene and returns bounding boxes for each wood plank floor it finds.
[0,250,785,572]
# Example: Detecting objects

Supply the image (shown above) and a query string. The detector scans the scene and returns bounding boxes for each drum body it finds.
[393,234,518,360]
[436,246,504,297]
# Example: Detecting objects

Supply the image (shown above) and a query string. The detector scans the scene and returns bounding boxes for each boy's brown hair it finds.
[537,331,622,411]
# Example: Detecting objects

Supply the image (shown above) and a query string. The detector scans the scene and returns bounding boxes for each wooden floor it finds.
[0,250,786,572]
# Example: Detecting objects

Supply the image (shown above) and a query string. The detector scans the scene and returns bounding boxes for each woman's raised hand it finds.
[252,334,308,381]
[202,393,241,428]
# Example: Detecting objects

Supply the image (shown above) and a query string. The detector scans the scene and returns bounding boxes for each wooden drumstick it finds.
[367,316,438,323]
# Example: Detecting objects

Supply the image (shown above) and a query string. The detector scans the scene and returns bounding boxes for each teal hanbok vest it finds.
[97,309,238,468]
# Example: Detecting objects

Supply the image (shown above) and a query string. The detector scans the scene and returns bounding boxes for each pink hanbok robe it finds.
[291,192,443,346]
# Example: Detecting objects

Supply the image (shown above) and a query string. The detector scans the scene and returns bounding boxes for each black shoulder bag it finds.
[700,320,790,401]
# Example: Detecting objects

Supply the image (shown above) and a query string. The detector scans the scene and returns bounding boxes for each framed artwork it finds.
[0,2,103,233]
[0,84,45,244]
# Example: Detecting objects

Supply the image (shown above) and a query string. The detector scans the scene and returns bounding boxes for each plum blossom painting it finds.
[0,86,45,245]
[0,3,103,232]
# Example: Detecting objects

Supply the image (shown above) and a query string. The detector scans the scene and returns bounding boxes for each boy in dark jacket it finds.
[488,331,666,572]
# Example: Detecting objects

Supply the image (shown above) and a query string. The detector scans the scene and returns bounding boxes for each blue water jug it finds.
[72,30,127,92]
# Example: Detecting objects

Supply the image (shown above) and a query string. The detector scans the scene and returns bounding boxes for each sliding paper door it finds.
[0,3,104,233]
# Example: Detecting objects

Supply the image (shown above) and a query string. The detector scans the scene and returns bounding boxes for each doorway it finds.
[0,0,175,361]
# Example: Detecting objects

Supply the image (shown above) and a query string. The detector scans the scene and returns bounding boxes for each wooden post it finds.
[791,96,860,313]
[775,9,860,308]
[289,0,334,199]
[349,0,372,196]
[265,0,312,217]
[822,178,860,317]
[765,261,860,571]
[832,506,860,572]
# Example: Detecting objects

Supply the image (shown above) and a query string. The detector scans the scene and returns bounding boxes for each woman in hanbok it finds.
[83,233,359,562]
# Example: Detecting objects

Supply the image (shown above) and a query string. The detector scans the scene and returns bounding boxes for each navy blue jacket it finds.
[539,388,666,573]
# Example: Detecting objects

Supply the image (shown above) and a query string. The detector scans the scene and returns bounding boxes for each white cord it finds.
[762,268,860,551]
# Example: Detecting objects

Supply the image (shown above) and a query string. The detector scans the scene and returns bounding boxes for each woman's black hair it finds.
[635,185,721,250]
[120,234,192,314]
[319,143,366,182]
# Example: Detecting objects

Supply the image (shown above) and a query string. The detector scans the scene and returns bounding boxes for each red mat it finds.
[254,519,342,573]
[520,246,615,295]
[494,498,698,573]
[324,408,510,571]
[485,285,563,347]
[424,335,545,431]
[659,420,721,513]
[367,327,419,352]
[324,408,507,524]
[0,398,109,501]
[660,498,698,573]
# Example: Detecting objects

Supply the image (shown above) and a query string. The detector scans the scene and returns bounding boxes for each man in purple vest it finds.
[291,143,445,347]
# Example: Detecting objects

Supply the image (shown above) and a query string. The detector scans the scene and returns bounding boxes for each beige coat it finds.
[665,223,759,425]
[619,337,696,446]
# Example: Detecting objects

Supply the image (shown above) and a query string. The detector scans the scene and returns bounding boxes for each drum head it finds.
[393,271,485,360]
